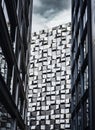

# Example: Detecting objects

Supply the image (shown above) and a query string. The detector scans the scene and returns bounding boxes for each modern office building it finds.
[71,0,95,130]
[28,23,71,130]
[0,0,32,130]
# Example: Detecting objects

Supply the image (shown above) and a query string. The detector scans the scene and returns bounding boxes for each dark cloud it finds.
[34,0,70,18]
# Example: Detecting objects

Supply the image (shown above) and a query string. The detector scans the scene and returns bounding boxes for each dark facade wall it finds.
[0,0,32,130]
[71,0,95,130]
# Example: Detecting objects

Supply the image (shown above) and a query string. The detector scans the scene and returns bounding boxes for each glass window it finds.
[78,7,80,22]
[0,47,8,83]
[1,0,10,35]
[78,55,81,72]
[83,7,87,28]
[84,99,89,128]
[72,92,76,110]
[84,34,88,59]
[84,66,88,92]
[77,81,81,103]
[0,102,13,130]
[78,29,80,46]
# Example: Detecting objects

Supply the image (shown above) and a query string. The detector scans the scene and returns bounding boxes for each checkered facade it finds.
[28,23,71,130]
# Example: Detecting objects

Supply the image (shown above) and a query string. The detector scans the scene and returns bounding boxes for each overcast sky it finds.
[32,0,71,33]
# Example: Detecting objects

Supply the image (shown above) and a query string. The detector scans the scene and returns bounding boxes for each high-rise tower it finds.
[0,0,32,130]
[71,0,95,129]
[28,23,71,130]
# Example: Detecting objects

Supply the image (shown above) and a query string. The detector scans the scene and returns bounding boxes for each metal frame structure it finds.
[0,0,32,130]
[28,23,71,130]
[71,0,95,130]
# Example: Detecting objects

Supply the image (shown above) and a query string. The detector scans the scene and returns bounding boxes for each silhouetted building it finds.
[0,0,32,130]
[28,23,71,130]
[71,0,95,130]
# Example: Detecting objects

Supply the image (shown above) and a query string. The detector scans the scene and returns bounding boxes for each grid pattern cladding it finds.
[71,0,93,130]
[28,23,71,130]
